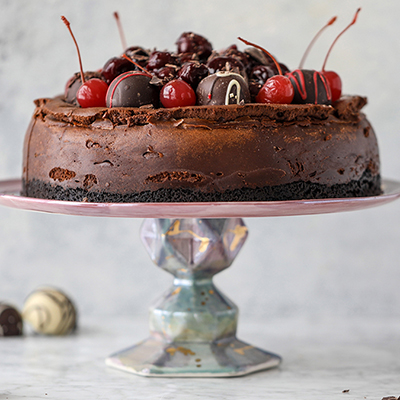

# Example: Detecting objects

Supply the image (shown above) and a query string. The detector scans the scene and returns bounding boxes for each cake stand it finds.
[1,178,400,377]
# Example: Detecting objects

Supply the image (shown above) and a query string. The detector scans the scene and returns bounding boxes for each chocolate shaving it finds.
[334,95,367,120]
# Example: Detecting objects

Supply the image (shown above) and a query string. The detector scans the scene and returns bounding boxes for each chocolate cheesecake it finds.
[21,95,381,202]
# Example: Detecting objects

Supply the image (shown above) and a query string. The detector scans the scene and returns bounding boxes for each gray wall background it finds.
[0,0,399,320]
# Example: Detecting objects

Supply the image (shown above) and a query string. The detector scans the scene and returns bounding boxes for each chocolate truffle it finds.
[287,69,332,105]
[0,303,23,336]
[196,71,250,106]
[106,71,159,108]
[22,287,77,335]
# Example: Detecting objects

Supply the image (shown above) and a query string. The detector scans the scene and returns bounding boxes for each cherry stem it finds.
[322,8,361,72]
[113,11,127,51]
[61,16,85,84]
[299,16,337,69]
[121,54,152,76]
[238,37,282,75]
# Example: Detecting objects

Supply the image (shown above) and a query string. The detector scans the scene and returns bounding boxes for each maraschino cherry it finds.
[321,8,361,102]
[61,16,108,108]
[160,79,196,108]
[238,37,294,104]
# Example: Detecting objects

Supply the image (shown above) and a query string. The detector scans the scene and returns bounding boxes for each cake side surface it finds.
[21,96,381,202]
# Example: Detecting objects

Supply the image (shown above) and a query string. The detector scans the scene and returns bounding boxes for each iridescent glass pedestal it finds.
[1,179,400,377]
[106,218,280,376]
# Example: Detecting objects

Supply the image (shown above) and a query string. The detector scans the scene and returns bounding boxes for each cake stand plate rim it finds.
[0,178,399,218]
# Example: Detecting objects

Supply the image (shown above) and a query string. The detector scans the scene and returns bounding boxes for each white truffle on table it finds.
[22,287,77,335]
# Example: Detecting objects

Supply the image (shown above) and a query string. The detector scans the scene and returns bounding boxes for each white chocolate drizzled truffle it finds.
[22,287,77,335]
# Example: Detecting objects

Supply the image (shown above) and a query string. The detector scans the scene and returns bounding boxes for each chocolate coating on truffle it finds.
[0,303,23,336]
[22,287,77,335]
[106,71,159,108]
[287,69,332,105]
[196,71,250,106]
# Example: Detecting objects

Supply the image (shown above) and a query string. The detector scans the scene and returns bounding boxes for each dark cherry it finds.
[160,79,196,108]
[154,66,177,81]
[175,52,200,65]
[267,62,290,76]
[146,51,172,70]
[124,46,150,67]
[221,44,251,69]
[287,69,331,105]
[101,56,137,85]
[207,56,247,78]
[244,47,290,78]
[245,47,273,67]
[177,62,209,89]
[249,80,263,103]
[250,65,275,85]
[278,63,290,75]
[176,32,213,62]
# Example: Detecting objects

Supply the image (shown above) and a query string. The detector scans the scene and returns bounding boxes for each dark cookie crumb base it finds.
[22,170,381,203]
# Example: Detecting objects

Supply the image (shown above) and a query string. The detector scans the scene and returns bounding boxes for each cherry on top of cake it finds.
[62,9,361,110]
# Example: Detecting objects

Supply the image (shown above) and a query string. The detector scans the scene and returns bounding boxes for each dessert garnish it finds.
[238,37,294,104]
[321,8,361,102]
[207,56,246,77]
[196,71,250,105]
[176,32,213,62]
[61,16,108,107]
[60,10,363,110]
[286,69,332,105]
[113,11,127,51]
[101,56,136,85]
[106,71,159,108]
[177,62,209,89]
[160,79,197,108]
[284,14,339,105]
[298,16,337,69]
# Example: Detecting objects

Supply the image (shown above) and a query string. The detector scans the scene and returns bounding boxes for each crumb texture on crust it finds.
[22,170,381,203]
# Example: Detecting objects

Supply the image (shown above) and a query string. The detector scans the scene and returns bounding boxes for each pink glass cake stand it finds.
[1,178,400,377]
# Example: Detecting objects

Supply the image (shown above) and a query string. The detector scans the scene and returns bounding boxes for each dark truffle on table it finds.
[0,302,23,336]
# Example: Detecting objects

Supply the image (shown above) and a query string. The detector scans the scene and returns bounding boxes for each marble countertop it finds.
[1,315,399,400]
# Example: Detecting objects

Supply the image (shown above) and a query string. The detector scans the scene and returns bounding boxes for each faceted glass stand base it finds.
[106,337,281,377]
[105,217,281,377]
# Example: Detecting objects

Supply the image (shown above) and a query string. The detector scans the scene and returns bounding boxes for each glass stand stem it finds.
[106,218,281,377]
